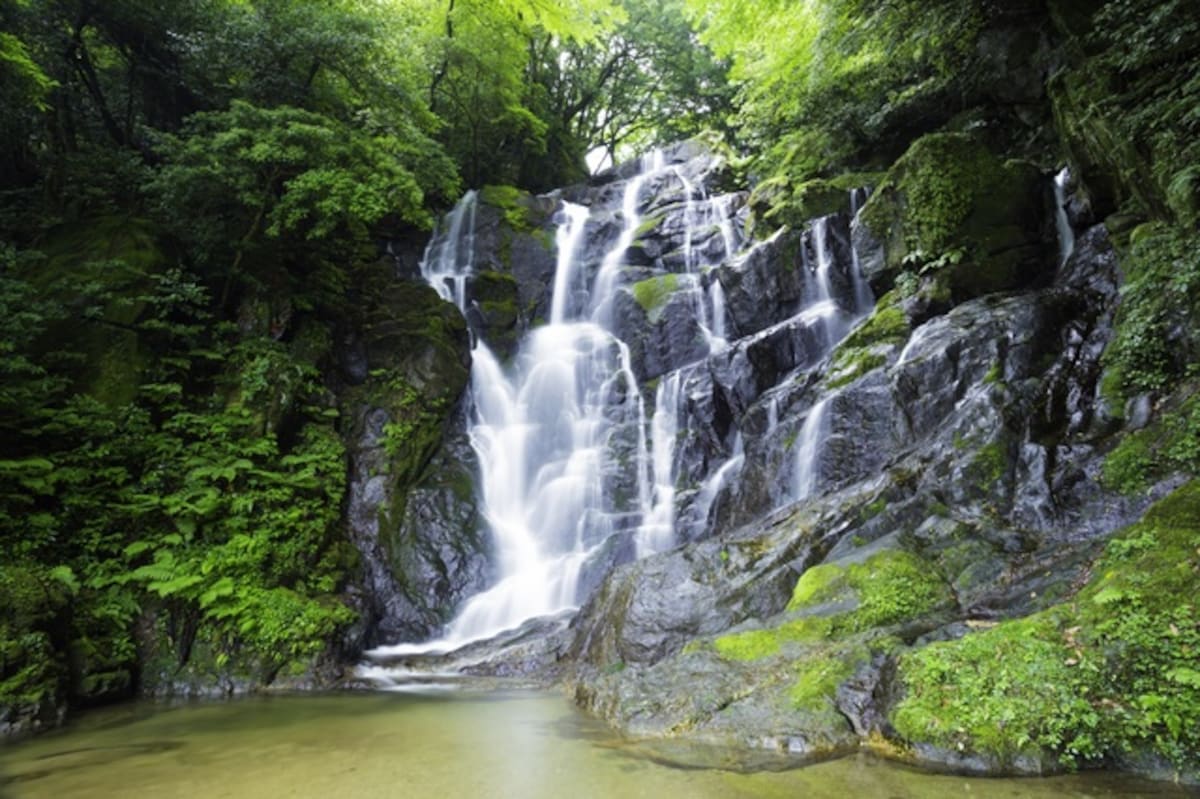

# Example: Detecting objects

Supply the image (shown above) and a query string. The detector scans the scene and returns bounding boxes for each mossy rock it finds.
[479,184,552,233]
[787,548,953,633]
[0,564,73,736]
[783,180,847,225]
[631,273,681,322]
[859,133,1045,301]
[891,481,1200,774]
[28,215,167,405]
[825,293,911,388]
[467,270,520,354]
[712,547,952,665]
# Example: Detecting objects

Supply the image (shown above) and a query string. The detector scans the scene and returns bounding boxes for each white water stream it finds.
[1054,167,1075,266]
[370,154,866,659]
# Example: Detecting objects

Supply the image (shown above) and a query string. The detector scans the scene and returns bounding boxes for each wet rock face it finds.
[562,175,1155,771]
[338,270,482,648]
[358,135,1181,777]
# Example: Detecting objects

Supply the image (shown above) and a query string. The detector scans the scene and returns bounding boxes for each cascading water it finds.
[1053,168,1075,266]
[367,147,871,663]
[672,165,741,352]
[784,208,875,504]
[804,216,844,348]
[792,398,829,500]
[421,190,477,310]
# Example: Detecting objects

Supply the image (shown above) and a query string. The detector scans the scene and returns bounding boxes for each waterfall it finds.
[848,188,875,313]
[592,151,665,323]
[421,190,477,310]
[792,398,829,500]
[693,434,744,530]
[805,216,843,348]
[709,279,728,344]
[673,165,740,353]
[1053,168,1075,266]
[639,371,684,556]
[549,203,593,324]
[367,151,873,660]
[373,153,697,655]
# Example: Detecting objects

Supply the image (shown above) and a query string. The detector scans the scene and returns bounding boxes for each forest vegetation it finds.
[2,0,1198,776]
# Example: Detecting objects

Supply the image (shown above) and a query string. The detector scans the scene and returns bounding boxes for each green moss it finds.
[788,549,952,633]
[634,212,665,239]
[1103,223,1200,396]
[1103,390,1200,493]
[714,628,783,661]
[845,301,910,351]
[828,171,887,193]
[789,645,869,712]
[858,133,1041,298]
[860,496,888,521]
[790,180,847,221]
[969,440,1010,489]
[631,273,680,321]
[713,615,835,662]
[788,563,851,610]
[825,295,910,388]
[479,184,537,232]
[892,481,1200,769]
[845,550,951,631]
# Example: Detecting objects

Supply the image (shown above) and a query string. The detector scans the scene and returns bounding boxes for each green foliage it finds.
[0,31,54,110]
[685,0,986,182]
[531,0,734,173]
[146,100,454,312]
[0,254,354,712]
[1104,390,1200,493]
[893,482,1200,768]
[1103,224,1200,397]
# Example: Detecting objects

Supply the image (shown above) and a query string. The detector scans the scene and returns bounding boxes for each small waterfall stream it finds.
[367,147,874,662]
[1053,167,1075,266]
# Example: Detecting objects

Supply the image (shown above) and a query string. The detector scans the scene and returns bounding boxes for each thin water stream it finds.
[0,693,1186,799]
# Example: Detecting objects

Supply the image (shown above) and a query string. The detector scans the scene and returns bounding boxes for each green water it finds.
[0,691,1190,798]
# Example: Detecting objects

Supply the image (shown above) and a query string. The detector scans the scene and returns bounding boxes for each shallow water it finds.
[0,691,1189,799]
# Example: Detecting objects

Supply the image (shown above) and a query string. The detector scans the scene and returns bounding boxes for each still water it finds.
[0,691,1190,798]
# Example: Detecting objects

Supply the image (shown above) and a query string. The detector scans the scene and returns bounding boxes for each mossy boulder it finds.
[748,172,884,237]
[29,216,167,406]
[341,268,479,643]
[466,270,521,357]
[891,481,1200,778]
[479,184,549,233]
[858,133,1046,301]
[571,545,953,761]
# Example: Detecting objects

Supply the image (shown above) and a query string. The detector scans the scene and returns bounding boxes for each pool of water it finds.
[0,691,1189,798]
